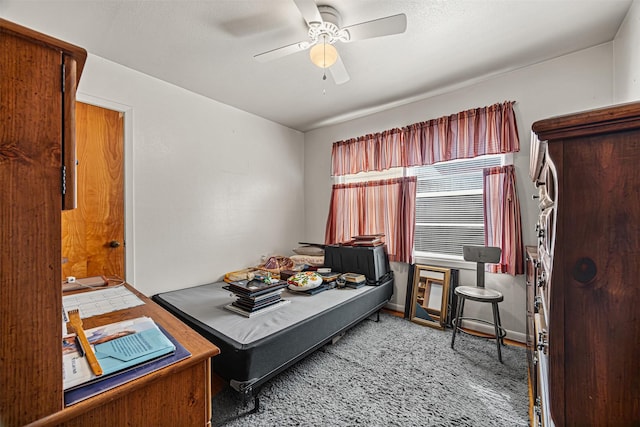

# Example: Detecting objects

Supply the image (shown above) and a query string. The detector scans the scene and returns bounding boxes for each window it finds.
[333,154,510,261]
[410,154,508,260]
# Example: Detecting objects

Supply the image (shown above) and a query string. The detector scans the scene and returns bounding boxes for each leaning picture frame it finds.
[409,265,451,330]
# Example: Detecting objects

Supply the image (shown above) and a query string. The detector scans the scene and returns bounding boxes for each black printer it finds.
[323,245,393,286]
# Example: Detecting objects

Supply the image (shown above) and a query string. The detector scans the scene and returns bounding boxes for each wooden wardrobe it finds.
[0,19,218,426]
[0,18,86,425]
[529,102,640,426]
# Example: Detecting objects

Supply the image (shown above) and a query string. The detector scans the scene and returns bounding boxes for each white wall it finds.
[77,55,304,297]
[614,0,640,101]
[303,43,615,342]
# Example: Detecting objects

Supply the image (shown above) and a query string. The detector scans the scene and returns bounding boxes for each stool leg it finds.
[491,302,503,363]
[495,303,504,346]
[450,296,465,349]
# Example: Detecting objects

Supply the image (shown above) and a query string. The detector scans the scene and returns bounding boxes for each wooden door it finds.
[62,102,125,279]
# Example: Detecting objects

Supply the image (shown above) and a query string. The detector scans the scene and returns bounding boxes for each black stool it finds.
[450,245,506,362]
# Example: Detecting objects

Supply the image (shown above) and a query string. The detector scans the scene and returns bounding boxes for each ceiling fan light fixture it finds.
[309,41,338,68]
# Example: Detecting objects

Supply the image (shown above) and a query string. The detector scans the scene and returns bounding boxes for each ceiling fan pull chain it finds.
[322,71,327,95]
[321,34,328,92]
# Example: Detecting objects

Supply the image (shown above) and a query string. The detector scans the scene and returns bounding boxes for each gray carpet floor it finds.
[212,312,528,427]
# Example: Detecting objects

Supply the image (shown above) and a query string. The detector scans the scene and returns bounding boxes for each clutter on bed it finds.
[292,245,325,256]
[224,276,289,317]
[287,279,336,296]
[286,271,323,290]
[341,272,367,289]
[317,271,340,282]
[323,244,392,286]
[290,254,325,267]
[350,234,385,247]
[224,267,260,283]
[258,255,295,275]
[221,242,331,289]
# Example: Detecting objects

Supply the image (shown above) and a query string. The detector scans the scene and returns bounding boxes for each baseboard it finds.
[384,302,403,314]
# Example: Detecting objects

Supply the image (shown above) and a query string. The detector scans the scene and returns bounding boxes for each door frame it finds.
[77,92,135,284]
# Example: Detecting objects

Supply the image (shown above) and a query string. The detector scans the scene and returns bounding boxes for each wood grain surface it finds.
[531,102,640,426]
[62,103,125,279]
[0,28,66,426]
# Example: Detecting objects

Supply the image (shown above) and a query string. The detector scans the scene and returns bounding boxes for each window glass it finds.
[410,155,505,259]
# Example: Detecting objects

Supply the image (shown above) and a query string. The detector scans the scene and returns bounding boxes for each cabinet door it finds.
[0,30,64,425]
[560,132,640,426]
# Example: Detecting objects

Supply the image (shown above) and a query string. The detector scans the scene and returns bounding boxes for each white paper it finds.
[62,285,145,321]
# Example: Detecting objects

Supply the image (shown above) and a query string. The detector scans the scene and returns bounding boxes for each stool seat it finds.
[455,285,503,303]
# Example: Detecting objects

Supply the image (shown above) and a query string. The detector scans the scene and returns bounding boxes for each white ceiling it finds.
[0,0,632,132]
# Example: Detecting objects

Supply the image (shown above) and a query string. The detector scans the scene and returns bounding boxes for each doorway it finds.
[61,102,125,280]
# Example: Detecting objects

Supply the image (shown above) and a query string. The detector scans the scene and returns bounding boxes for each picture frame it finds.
[409,265,451,330]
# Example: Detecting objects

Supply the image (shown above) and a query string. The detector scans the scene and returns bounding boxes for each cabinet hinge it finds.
[61,63,66,93]
[61,165,67,196]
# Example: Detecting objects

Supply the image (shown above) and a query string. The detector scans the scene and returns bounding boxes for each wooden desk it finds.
[27,284,220,427]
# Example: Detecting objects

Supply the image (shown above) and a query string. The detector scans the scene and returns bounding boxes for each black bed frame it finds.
[152,278,393,414]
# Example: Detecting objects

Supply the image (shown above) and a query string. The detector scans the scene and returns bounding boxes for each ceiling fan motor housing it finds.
[308,5,349,45]
[318,5,341,26]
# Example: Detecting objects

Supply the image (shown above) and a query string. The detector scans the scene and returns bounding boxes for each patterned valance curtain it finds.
[331,101,519,176]
[483,165,524,275]
[324,177,417,263]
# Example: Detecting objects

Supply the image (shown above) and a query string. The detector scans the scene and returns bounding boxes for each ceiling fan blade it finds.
[329,54,350,85]
[293,0,323,26]
[254,41,309,62]
[343,13,407,42]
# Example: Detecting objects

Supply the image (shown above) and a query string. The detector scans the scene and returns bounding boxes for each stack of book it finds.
[342,272,367,289]
[351,234,384,246]
[317,271,340,282]
[224,279,289,317]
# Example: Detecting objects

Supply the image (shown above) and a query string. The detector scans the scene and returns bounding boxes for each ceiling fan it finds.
[254,0,407,85]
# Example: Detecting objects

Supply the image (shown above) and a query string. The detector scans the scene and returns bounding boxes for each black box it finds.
[323,245,392,284]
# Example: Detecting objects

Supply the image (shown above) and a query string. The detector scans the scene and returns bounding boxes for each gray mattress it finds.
[152,280,393,393]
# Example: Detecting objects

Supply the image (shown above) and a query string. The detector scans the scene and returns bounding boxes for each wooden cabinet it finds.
[529,102,640,426]
[1,18,87,425]
[0,19,219,426]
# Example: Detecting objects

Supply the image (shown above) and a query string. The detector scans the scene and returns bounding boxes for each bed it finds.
[152,278,393,410]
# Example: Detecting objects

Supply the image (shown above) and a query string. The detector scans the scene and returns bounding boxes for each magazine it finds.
[64,323,190,406]
[63,316,175,390]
